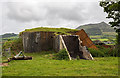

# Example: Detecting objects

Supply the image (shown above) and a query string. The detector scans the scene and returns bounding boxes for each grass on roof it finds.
[20,27,78,35]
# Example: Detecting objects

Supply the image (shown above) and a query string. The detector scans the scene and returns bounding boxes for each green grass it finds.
[2,51,118,76]
[102,32,117,36]
[2,36,19,40]
[91,39,109,41]
[90,35,102,39]
[20,27,78,35]
[90,35,116,39]
[91,38,115,41]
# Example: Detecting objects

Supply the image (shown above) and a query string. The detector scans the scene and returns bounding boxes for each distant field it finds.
[0,36,19,46]
[102,32,117,36]
[2,51,118,76]
[91,38,116,45]
[90,34,116,43]
[2,36,19,40]
[90,35,102,39]
[91,39,109,41]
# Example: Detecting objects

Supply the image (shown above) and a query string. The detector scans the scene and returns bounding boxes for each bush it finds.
[88,46,116,57]
[54,49,69,60]
[88,48,103,57]
[3,38,23,53]
[110,48,118,57]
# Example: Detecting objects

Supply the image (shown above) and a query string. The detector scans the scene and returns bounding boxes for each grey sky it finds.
[0,0,111,34]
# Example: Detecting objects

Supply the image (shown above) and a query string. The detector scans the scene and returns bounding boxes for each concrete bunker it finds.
[22,31,55,52]
[21,28,96,60]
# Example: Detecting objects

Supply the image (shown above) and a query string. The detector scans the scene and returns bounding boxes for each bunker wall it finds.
[54,35,64,52]
[22,32,55,52]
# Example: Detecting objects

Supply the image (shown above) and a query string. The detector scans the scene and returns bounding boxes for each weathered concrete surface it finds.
[21,31,93,60]
[22,32,55,52]
[22,32,64,53]
[62,35,80,59]
[80,46,93,60]
[54,35,64,52]
[62,35,93,60]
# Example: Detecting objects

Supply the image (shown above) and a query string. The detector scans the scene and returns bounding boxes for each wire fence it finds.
[2,48,12,62]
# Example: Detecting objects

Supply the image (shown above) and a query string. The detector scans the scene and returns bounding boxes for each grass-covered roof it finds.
[20,27,78,35]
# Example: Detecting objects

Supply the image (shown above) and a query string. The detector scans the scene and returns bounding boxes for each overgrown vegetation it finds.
[100,0,120,57]
[88,45,118,57]
[3,38,23,53]
[19,27,78,36]
[53,49,69,60]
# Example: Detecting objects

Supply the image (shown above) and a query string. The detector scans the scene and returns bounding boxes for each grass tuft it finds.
[53,49,69,60]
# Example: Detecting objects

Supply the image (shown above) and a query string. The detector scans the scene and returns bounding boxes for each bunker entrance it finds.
[62,35,80,59]
[61,35,93,60]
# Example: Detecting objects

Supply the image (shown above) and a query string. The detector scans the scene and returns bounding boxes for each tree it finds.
[100,0,120,55]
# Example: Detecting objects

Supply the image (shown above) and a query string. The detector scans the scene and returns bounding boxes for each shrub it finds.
[88,47,115,57]
[54,49,69,60]
[3,38,23,53]
[88,48,104,57]
[110,48,118,57]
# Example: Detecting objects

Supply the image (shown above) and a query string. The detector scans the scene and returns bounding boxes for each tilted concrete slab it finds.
[61,35,93,60]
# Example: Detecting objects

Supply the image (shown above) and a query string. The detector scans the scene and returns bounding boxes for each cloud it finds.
[47,3,84,21]
[7,2,48,22]
[8,2,91,22]
[6,2,93,25]
[1,1,110,34]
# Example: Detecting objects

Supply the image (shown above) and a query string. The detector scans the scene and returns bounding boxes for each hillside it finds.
[0,33,18,38]
[0,33,18,44]
[76,22,115,36]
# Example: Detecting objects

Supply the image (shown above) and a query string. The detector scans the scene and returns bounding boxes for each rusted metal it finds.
[75,29,98,49]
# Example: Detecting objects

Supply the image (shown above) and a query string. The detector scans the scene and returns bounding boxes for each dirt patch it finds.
[0,63,8,66]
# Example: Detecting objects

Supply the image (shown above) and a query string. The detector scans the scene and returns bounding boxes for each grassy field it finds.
[90,35,115,40]
[102,32,117,36]
[2,36,18,40]
[91,39,109,41]
[2,51,118,76]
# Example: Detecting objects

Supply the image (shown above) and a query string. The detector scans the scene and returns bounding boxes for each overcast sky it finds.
[0,0,112,34]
